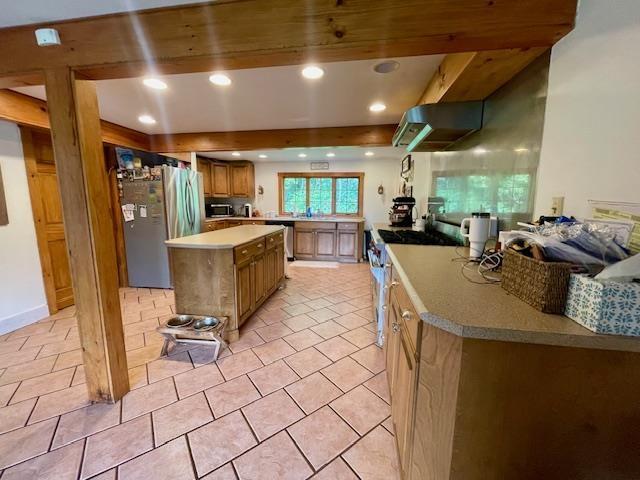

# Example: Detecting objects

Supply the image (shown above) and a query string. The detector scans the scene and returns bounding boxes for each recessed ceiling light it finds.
[138,114,156,125]
[326,152,335,158]
[258,154,268,159]
[514,147,529,153]
[142,78,167,90]
[298,153,307,158]
[231,151,241,157]
[369,102,386,113]
[474,147,488,155]
[365,151,374,157]
[301,65,324,80]
[209,73,232,86]
[373,60,400,74]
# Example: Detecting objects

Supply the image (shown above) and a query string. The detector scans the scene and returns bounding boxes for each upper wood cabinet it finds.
[211,162,230,197]
[197,157,253,198]
[199,160,212,196]
[230,162,255,197]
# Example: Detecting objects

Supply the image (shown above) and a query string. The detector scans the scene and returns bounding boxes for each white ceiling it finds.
[199,146,405,163]
[0,1,211,28]
[14,55,443,134]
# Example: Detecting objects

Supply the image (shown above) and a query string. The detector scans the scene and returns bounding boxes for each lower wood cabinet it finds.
[294,221,363,262]
[236,259,253,320]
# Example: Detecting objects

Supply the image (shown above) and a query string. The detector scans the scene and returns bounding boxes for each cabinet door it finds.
[230,163,254,197]
[200,160,212,196]
[265,247,277,293]
[275,243,285,283]
[392,327,417,480]
[295,230,315,258]
[211,163,230,197]
[315,230,336,259]
[254,253,267,307]
[387,294,401,390]
[236,259,253,320]
[337,231,357,259]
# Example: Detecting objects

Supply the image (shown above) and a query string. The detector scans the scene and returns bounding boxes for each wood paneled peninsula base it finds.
[166,225,286,342]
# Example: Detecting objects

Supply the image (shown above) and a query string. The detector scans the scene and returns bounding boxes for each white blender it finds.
[460,212,491,259]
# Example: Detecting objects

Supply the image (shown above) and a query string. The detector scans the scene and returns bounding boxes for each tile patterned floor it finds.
[0,262,399,479]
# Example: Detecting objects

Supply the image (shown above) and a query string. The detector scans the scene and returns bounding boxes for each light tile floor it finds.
[0,262,400,479]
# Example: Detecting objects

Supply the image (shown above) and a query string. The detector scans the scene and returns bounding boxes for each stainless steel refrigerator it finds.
[121,166,204,288]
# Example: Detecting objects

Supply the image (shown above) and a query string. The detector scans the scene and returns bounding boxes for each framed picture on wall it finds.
[0,164,8,225]
[401,154,412,179]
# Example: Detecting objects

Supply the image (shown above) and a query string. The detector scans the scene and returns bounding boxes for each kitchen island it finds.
[382,244,640,480]
[166,225,286,342]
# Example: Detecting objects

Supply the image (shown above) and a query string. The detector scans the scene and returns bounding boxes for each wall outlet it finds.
[551,196,564,216]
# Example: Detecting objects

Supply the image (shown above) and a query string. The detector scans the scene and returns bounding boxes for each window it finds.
[433,170,534,219]
[279,173,364,216]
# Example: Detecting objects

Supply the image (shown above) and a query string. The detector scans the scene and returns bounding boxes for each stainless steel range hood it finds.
[392,101,484,152]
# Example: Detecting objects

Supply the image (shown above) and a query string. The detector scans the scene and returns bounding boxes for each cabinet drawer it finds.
[234,238,266,263]
[241,220,265,225]
[295,221,336,230]
[266,231,284,249]
[391,274,421,353]
[337,222,358,231]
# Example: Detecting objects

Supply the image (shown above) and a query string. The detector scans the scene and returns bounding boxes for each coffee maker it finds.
[389,196,416,227]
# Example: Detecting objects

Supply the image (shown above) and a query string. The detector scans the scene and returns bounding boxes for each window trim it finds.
[278,172,364,217]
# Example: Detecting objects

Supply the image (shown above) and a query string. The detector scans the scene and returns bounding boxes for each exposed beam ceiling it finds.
[0,89,150,150]
[0,0,577,82]
[418,47,549,104]
[149,125,397,153]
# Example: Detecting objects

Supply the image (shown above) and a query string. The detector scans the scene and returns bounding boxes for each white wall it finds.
[534,0,640,218]
[0,120,48,333]
[250,154,428,229]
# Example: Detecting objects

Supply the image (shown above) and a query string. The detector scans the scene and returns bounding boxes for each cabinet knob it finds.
[241,249,248,255]
[390,281,399,288]
[382,305,387,311]
[258,243,263,248]
[392,322,400,334]
[402,311,412,321]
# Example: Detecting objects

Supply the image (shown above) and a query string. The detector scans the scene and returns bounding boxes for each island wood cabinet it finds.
[383,257,640,480]
[294,221,363,262]
[234,230,284,324]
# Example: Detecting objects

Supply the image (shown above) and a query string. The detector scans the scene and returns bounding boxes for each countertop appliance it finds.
[205,203,232,217]
[243,203,253,218]
[392,101,484,152]
[460,212,491,259]
[389,196,416,227]
[122,165,204,288]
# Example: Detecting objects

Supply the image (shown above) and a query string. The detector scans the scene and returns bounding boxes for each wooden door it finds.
[253,253,267,307]
[236,258,253,321]
[211,163,230,197]
[22,128,74,313]
[295,230,315,258]
[315,230,336,259]
[392,327,418,479]
[200,159,212,196]
[337,231,357,259]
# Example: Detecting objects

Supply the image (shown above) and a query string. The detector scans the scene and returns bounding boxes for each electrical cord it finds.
[454,243,504,285]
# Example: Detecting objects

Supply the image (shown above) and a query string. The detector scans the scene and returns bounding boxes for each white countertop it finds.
[205,216,365,223]
[165,225,285,249]
[385,244,640,352]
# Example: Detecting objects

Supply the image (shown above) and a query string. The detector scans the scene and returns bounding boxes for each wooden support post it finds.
[44,68,129,403]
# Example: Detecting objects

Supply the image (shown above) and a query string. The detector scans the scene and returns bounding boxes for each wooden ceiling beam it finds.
[149,125,397,153]
[418,47,549,104]
[0,0,577,82]
[0,89,150,150]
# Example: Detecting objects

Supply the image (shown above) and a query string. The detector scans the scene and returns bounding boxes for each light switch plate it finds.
[551,196,564,215]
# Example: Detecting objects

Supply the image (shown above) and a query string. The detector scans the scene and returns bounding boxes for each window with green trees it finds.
[280,173,363,216]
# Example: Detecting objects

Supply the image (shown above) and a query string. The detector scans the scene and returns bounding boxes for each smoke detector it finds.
[35,28,61,46]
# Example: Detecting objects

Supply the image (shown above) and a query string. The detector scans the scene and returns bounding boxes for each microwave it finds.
[205,204,233,217]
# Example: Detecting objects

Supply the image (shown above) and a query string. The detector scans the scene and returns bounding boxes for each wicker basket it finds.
[501,249,572,313]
